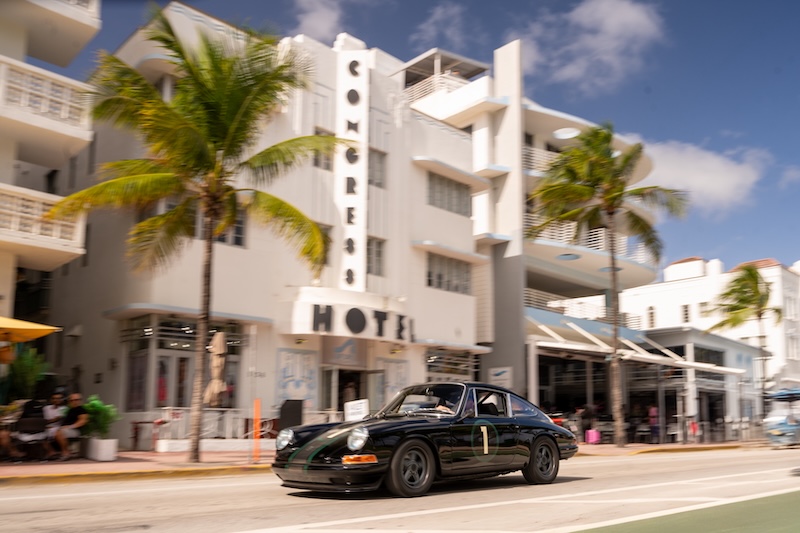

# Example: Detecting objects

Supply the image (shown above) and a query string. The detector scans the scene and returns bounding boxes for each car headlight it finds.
[347,426,369,451]
[276,428,294,450]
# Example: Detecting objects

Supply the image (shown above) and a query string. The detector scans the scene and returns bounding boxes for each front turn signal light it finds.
[342,454,378,465]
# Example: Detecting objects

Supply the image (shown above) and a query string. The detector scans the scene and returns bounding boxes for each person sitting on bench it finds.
[48,394,88,460]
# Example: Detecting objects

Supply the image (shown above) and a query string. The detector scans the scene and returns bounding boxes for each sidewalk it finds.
[0,441,766,486]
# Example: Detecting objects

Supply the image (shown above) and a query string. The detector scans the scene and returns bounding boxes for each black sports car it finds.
[273,381,578,497]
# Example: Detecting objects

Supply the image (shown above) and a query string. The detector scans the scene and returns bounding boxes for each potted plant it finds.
[83,394,121,461]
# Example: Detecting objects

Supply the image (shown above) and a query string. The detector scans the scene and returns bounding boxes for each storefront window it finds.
[126,350,147,411]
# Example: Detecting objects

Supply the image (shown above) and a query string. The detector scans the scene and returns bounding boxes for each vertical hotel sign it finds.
[336,51,368,291]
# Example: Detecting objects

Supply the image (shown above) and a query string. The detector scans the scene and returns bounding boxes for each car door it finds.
[447,388,518,475]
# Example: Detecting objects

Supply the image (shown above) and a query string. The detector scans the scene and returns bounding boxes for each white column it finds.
[0,251,17,317]
[526,339,539,405]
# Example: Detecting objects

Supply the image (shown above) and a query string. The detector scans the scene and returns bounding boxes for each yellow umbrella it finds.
[0,316,62,343]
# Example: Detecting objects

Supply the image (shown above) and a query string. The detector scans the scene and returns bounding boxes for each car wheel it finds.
[522,437,559,484]
[385,438,435,497]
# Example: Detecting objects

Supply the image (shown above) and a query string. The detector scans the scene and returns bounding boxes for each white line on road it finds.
[233,468,792,532]
[0,478,281,502]
[538,487,800,533]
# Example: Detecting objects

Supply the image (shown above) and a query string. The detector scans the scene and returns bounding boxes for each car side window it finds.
[509,395,539,417]
[476,390,507,417]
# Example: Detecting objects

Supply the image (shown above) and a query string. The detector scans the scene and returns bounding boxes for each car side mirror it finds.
[459,409,475,421]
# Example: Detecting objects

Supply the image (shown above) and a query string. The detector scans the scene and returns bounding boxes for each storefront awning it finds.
[415,338,492,354]
[528,316,745,376]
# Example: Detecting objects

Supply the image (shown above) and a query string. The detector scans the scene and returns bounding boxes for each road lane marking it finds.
[233,468,792,532]
[0,478,281,502]
[538,487,800,533]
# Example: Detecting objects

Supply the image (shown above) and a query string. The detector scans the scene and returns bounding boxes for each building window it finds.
[699,301,709,316]
[317,223,332,266]
[88,137,96,176]
[214,209,245,247]
[524,133,533,146]
[647,306,655,329]
[428,172,471,217]
[681,304,690,323]
[82,224,90,267]
[313,128,333,170]
[368,149,386,188]
[427,253,471,295]
[127,350,147,411]
[367,237,384,276]
[68,157,77,190]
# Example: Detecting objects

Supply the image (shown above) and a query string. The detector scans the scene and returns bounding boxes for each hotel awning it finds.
[527,316,745,376]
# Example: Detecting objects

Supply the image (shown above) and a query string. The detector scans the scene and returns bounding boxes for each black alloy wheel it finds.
[522,437,559,484]
[385,438,435,497]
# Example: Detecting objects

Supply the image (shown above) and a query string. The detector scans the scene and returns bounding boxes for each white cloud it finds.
[508,0,664,95]
[779,166,800,189]
[641,141,770,218]
[290,0,344,43]
[410,2,469,52]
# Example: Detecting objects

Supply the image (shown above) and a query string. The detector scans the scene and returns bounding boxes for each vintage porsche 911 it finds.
[273,382,578,497]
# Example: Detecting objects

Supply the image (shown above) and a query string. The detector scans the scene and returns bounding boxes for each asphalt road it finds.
[0,448,797,532]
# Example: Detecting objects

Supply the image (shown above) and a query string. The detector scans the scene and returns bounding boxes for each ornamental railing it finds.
[0,56,91,129]
[0,183,83,248]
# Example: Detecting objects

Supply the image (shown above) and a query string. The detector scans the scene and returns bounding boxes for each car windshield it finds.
[377,383,465,416]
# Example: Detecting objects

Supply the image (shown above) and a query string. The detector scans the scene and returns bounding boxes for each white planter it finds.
[87,437,118,461]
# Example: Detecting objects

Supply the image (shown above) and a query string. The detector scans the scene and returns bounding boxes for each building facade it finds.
[26,2,752,446]
[621,257,800,392]
[0,1,97,329]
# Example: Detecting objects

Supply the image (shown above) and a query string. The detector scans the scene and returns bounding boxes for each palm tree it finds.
[527,124,687,446]
[707,264,782,420]
[45,10,344,463]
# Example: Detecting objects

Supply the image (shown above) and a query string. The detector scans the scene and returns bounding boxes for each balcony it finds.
[0,183,85,271]
[524,214,656,267]
[4,0,101,67]
[523,146,559,174]
[0,56,93,167]
[524,288,642,330]
[405,74,506,129]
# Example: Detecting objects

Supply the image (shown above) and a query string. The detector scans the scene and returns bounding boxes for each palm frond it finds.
[45,171,185,219]
[622,209,663,261]
[242,135,348,185]
[243,190,328,274]
[126,198,198,271]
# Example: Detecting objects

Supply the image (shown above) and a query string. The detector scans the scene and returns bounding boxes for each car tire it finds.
[385,438,435,497]
[522,437,559,484]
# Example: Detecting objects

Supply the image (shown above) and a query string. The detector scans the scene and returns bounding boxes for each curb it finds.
[575,443,745,457]
[0,464,273,486]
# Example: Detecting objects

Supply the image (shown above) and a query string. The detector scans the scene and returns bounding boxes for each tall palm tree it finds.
[45,10,344,462]
[527,124,687,446]
[707,264,782,419]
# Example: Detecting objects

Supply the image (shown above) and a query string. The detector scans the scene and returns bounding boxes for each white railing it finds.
[57,0,100,15]
[0,183,83,246]
[0,56,91,129]
[403,73,470,104]
[524,213,656,268]
[523,146,559,173]
[152,407,344,440]
[524,288,642,329]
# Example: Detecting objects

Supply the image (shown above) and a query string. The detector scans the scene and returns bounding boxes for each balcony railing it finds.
[404,73,470,104]
[523,146,559,173]
[58,0,98,11]
[524,213,656,267]
[0,183,82,247]
[0,56,91,129]
[524,288,642,330]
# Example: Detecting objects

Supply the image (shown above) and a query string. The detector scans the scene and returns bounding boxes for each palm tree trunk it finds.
[757,314,768,421]
[188,212,214,463]
[606,214,625,447]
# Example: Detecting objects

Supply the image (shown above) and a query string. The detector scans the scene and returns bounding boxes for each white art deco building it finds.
[32,1,752,446]
[0,1,98,325]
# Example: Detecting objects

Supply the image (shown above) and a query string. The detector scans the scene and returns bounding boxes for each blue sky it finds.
[53,0,800,272]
